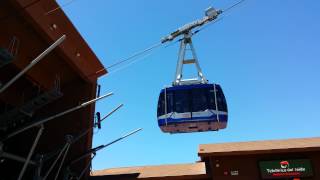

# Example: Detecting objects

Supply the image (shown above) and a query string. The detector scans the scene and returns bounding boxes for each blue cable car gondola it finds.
[157,83,228,133]
[157,7,228,133]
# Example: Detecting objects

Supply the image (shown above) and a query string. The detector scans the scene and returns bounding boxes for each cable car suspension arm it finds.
[161,7,222,43]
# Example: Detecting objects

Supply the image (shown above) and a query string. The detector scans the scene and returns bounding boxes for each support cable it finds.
[107,42,162,70]
[224,0,245,13]
[45,0,79,15]
[105,48,157,77]
[86,42,163,79]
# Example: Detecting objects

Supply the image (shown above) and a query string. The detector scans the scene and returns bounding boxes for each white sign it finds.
[231,170,239,176]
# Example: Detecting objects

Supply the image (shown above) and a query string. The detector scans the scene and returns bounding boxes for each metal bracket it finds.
[173,32,208,86]
[0,142,37,166]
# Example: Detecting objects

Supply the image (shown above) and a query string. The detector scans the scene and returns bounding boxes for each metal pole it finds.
[54,144,71,180]
[40,104,122,180]
[42,143,69,180]
[164,87,168,126]
[97,128,142,150]
[2,92,113,141]
[0,35,66,94]
[18,124,44,180]
[77,153,95,180]
[71,103,124,144]
[0,151,37,166]
[173,36,187,85]
[188,37,207,83]
[65,128,141,179]
[100,104,123,123]
[69,128,142,165]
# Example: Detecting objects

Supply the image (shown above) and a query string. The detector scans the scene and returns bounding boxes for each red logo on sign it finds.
[280,161,289,169]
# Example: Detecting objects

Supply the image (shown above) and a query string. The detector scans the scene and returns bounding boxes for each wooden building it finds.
[91,137,320,180]
[0,0,106,179]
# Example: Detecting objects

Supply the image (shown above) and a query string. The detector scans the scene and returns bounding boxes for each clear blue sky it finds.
[57,0,320,171]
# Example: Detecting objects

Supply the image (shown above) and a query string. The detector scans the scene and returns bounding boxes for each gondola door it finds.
[172,89,191,123]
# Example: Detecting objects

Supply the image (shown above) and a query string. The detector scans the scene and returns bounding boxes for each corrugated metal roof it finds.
[199,137,320,157]
[91,162,208,179]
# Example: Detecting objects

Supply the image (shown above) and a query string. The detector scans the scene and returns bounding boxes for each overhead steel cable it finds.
[85,42,164,78]
[106,42,162,70]
[105,46,161,77]
[191,0,245,37]
[223,0,246,14]
[192,17,224,36]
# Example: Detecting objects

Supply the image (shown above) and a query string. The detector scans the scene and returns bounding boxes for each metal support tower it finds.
[173,31,207,86]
